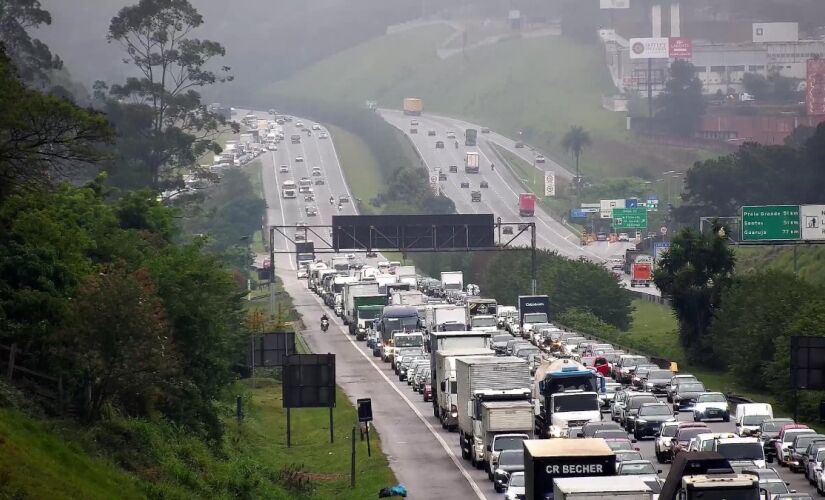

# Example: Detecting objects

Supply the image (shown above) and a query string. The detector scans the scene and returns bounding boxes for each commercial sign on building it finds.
[612,207,648,230]
[807,59,825,116]
[668,37,693,59]
[600,199,625,219]
[544,171,556,197]
[629,37,669,59]
[600,0,630,8]
[741,205,801,241]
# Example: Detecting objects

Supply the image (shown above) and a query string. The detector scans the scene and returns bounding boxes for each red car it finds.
[423,383,432,402]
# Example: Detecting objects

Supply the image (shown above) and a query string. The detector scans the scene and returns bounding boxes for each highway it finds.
[378,109,662,297]
[245,110,815,499]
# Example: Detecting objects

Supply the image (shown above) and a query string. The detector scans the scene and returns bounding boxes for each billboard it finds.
[669,37,693,59]
[283,354,336,408]
[629,38,669,59]
[600,0,629,8]
[807,59,825,116]
[600,199,625,219]
[791,336,825,391]
[544,172,556,197]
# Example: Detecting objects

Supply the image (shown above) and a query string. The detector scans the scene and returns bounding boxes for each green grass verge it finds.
[734,245,825,285]
[327,125,382,214]
[267,23,718,179]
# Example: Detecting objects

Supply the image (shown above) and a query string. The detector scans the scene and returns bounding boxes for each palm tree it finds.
[561,126,592,195]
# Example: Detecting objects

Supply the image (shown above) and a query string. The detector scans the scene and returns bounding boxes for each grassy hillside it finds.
[266,23,714,179]
[734,245,825,285]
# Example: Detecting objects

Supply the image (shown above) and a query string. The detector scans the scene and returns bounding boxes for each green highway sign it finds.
[612,207,648,230]
[741,205,800,241]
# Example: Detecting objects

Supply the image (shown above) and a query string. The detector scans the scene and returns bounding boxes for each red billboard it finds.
[669,37,693,59]
[808,59,825,116]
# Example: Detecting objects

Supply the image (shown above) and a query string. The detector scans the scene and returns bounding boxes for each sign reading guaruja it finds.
[741,205,802,241]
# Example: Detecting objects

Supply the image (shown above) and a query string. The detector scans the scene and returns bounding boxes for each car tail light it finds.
[451,405,458,418]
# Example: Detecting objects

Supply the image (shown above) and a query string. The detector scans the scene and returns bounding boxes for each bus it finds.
[282,180,297,199]
[465,128,477,146]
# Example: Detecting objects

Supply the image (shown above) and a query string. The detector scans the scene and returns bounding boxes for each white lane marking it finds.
[298,285,487,500]
[320,127,357,212]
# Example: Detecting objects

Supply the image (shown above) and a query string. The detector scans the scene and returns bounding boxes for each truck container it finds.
[428,304,466,333]
[553,476,654,500]
[375,273,398,293]
[429,331,493,417]
[396,265,417,287]
[403,98,423,116]
[465,128,478,147]
[630,255,653,288]
[330,256,350,272]
[342,282,380,325]
[351,295,387,337]
[456,356,531,467]
[441,271,464,292]
[465,151,480,173]
[518,295,550,334]
[533,358,603,438]
[392,290,426,307]
[519,193,537,217]
[480,401,534,468]
[434,347,495,429]
[623,249,644,275]
[524,438,616,500]
[466,297,498,332]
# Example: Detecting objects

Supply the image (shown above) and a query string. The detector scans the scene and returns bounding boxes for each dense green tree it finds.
[103,0,236,190]
[656,60,706,137]
[561,126,591,194]
[0,48,113,200]
[653,222,735,361]
[0,0,62,86]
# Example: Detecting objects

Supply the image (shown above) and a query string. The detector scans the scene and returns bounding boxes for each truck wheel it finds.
[476,459,484,470]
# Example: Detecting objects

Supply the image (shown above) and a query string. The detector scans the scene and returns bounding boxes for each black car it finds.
[514,141,524,148]
[643,369,675,394]
[315,178,325,185]
[672,382,706,411]
[623,394,660,430]
[449,165,458,173]
[581,421,623,438]
[439,172,447,181]
[632,403,675,440]
[492,449,524,493]
[460,181,469,188]
[435,141,444,149]
[480,180,488,188]
[428,130,436,136]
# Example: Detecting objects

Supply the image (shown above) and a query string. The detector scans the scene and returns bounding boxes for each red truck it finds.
[518,193,536,217]
[630,255,653,287]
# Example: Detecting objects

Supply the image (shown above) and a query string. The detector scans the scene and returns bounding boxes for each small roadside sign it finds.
[660,226,668,235]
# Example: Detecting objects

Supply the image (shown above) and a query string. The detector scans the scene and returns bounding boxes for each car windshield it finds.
[742,415,769,426]
[394,336,422,347]
[678,383,705,392]
[678,428,708,441]
[761,481,788,494]
[717,443,764,461]
[498,450,523,467]
[358,308,381,320]
[648,370,673,380]
[640,405,672,416]
[494,436,525,451]
[620,463,657,475]
[607,440,634,451]
[493,335,511,343]
[471,317,496,327]
[616,451,643,461]
[623,356,647,366]
[661,425,678,437]
[553,393,598,413]
[784,430,812,443]
[761,420,794,433]
[385,316,418,331]
[509,473,525,487]
[595,430,630,439]
[523,313,547,323]
[698,394,727,403]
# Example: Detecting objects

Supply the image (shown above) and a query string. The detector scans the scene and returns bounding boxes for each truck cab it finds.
[534,359,604,438]
[377,305,420,363]
[659,452,759,500]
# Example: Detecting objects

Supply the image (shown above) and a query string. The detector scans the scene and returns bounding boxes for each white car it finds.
[505,472,525,500]
[693,392,730,422]
[295,156,304,163]
[618,232,630,242]
[296,121,304,128]
[446,130,456,139]
[535,155,546,163]
[279,165,289,173]
[655,421,681,463]
[319,132,328,139]
[816,458,825,495]
[312,124,321,130]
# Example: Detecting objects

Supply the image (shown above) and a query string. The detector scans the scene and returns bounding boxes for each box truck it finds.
[524,438,616,500]
[342,282,380,325]
[403,98,423,116]
[519,193,536,217]
[466,297,498,332]
[434,347,495,430]
[441,271,464,292]
[465,151,480,173]
[518,295,550,337]
[429,331,493,417]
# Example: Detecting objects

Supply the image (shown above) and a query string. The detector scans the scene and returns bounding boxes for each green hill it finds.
[264,23,715,179]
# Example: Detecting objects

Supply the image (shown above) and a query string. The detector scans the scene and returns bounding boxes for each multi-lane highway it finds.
[378,110,661,296]
[246,109,816,499]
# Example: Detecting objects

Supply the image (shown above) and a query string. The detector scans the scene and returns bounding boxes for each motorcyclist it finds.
[329,196,335,205]
[321,313,329,325]
[454,140,459,149]
[491,163,495,171]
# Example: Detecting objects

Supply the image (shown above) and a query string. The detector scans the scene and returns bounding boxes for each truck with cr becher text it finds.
[428,331,492,418]
[456,356,532,469]
[434,347,495,430]
[524,438,616,500]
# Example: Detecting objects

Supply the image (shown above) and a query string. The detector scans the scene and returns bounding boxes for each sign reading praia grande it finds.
[741,205,801,241]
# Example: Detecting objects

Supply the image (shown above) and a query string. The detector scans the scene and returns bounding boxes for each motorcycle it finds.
[321,319,329,332]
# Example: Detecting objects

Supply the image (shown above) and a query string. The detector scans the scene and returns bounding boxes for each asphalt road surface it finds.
[246,109,815,499]
[378,109,661,297]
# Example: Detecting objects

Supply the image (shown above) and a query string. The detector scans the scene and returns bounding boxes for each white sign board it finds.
[801,204,825,241]
[430,174,439,195]
[544,172,556,197]
[629,37,669,59]
[600,0,630,8]
[600,199,625,219]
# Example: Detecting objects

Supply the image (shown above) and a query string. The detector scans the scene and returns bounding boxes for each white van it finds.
[735,403,773,436]
[714,437,765,468]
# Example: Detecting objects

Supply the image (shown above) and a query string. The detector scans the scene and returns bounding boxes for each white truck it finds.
[342,282,380,325]
[392,290,426,307]
[441,271,464,292]
[396,266,417,288]
[428,304,467,333]
[553,476,654,500]
[428,331,493,419]
[466,297,498,333]
[375,273,398,293]
[435,347,495,430]
[480,403,534,472]
[456,356,532,469]
[465,151,480,173]
[330,256,350,272]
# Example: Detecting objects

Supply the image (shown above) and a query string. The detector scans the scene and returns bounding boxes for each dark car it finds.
[491,334,513,355]
[492,449,524,493]
[315,178,325,185]
[428,130,436,136]
[581,421,623,438]
[435,141,444,149]
[788,434,825,473]
[480,180,488,188]
[439,172,447,181]
[623,394,659,430]
[460,181,470,188]
[449,165,458,173]
[672,382,706,411]
[632,403,675,440]
[514,141,524,148]
[642,369,675,394]
[481,127,490,134]
[669,425,711,461]
[594,429,633,441]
